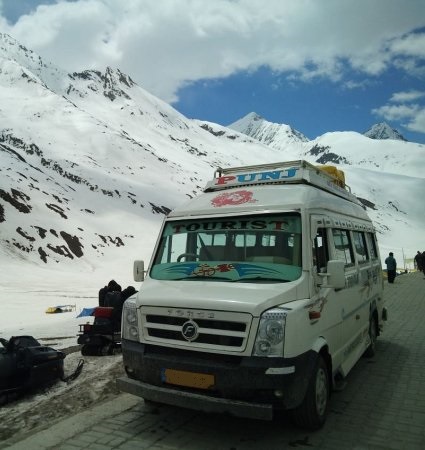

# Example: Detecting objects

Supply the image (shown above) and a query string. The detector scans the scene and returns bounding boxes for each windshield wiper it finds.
[236,277,289,283]
[172,276,231,281]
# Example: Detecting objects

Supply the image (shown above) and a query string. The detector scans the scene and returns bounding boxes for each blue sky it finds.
[1,0,425,143]
[175,64,425,141]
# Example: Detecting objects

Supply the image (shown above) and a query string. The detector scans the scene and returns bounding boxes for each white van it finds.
[117,160,386,430]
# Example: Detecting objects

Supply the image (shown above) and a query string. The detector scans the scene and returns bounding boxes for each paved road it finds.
[3,272,425,450]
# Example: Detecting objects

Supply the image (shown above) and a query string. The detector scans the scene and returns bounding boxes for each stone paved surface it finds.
[3,271,425,450]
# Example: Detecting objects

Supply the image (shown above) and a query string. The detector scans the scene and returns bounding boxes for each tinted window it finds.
[352,231,369,263]
[366,232,378,259]
[313,228,329,273]
[332,229,354,265]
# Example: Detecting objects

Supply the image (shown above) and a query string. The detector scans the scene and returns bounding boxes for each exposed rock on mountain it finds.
[364,122,407,141]
[305,144,349,165]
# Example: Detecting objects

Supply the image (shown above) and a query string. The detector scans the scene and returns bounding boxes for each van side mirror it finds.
[133,260,145,282]
[317,260,346,289]
[326,260,346,289]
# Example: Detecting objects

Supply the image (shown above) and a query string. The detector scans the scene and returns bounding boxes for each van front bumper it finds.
[118,339,319,420]
[117,376,273,420]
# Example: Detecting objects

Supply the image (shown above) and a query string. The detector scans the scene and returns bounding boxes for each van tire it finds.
[291,355,329,430]
[364,317,377,358]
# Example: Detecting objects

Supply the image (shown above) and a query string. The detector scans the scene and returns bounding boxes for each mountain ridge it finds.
[231,112,408,147]
[0,33,424,275]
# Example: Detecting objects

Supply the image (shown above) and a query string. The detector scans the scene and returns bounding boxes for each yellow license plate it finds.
[163,368,215,389]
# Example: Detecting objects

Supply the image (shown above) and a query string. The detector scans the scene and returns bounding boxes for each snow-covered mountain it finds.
[1,33,424,283]
[364,122,407,141]
[0,33,291,280]
[229,112,309,147]
[226,113,425,262]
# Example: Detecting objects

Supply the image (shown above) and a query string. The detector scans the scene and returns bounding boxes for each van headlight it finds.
[253,308,286,357]
[122,297,139,341]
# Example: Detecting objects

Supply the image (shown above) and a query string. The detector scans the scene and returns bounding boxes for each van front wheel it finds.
[364,317,377,358]
[291,355,329,430]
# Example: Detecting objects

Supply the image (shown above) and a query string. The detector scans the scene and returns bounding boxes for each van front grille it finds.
[140,306,252,352]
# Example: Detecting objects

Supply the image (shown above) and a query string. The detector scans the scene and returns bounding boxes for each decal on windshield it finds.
[158,262,283,279]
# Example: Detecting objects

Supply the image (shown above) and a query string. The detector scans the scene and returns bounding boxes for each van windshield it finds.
[150,213,302,282]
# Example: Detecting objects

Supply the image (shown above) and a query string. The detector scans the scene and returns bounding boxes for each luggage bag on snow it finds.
[0,335,65,404]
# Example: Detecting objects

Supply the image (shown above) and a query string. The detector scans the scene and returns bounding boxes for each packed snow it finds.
[0,262,139,443]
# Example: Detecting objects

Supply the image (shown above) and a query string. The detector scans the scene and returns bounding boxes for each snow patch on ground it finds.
[0,351,125,442]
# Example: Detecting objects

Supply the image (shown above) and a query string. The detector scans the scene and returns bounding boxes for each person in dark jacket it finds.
[385,252,397,284]
[104,285,137,328]
[414,251,423,272]
[98,279,122,307]
[121,285,137,301]
[422,251,425,277]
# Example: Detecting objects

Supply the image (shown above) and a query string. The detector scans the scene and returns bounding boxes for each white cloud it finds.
[376,88,425,134]
[390,31,425,58]
[390,90,425,103]
[343,79,375,90]
[393,56,425,77]
[373,103,425,133]
[373,104,419,120]
[403,108,425,133]
[0,0,425,102]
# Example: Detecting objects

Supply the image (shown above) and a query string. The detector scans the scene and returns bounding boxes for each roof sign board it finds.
[204,160,360,205]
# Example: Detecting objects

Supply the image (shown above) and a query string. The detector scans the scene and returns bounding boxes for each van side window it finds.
[332,229,354,266]
[313,228,329,273]
[366,232,378,259]
[352,231,369,264]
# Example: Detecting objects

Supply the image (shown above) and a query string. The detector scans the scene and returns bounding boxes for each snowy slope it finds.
[1,32,424,288]
[302,132,424,177]
[0,34,283,283]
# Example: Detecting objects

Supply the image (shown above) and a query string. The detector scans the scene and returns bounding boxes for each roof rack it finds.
[204,160,359,204]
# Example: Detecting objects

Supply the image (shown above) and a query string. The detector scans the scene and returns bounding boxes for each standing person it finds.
[421,251,425,275]
[414,251,423,272]
[385,252,397,284]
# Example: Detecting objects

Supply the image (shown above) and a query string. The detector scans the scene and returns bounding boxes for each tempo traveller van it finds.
[117,160,386,430]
